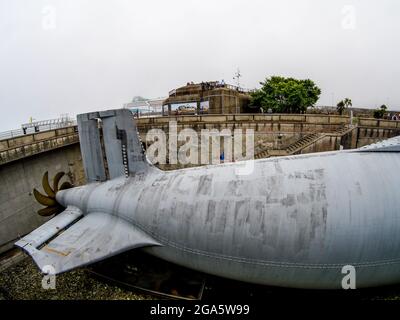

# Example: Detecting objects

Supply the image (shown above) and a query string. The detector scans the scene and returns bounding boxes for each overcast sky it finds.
[0,0,399,130]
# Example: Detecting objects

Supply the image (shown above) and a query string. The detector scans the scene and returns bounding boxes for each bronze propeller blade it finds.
[33,171,73,217]
[42,171,56,198]
[33,188,57,207]
[53,172,65,193]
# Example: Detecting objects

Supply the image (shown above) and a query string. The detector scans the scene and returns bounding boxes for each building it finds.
[162,81,254,115]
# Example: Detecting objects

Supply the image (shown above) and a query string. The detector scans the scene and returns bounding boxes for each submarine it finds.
[15,108,400,289]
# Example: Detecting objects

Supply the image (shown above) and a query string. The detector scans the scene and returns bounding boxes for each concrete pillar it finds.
[350,110,353,127]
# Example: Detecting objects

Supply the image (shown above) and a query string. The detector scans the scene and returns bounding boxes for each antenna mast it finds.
[233,68,242,88]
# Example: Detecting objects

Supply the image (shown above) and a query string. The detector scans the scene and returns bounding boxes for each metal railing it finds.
[0,118,77,141]
[168,83,255,97]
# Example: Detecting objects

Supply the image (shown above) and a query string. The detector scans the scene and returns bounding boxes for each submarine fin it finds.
[357,135,400,152]
[15,209,161,274]
[77,109,151,182]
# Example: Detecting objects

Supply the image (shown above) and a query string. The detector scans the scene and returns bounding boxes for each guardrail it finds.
[0,120,77,141]
[168,83,255,97]
[0,126,79,165]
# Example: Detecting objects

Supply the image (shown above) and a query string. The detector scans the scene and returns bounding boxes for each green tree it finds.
[373,104,387,119]
[336,98,352,115]
[250,76,321,113]
[336,101,345,115]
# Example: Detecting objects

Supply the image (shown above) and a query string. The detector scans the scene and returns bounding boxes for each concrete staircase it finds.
[285,132,324,155]
[254,133,324,159]
[330,125,355,137]
[254,149,271,160]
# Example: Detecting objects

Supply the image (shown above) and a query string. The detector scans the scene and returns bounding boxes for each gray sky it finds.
[0,0,399,131]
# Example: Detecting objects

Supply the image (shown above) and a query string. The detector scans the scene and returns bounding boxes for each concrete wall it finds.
[356,126,400,148]
[355,118,400,147]
[138,114,351,168]
[0,126,79,165]
[358,118,400,129]
[136,114,350,132]
[138,114,350,166]
[0,144,85,253]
